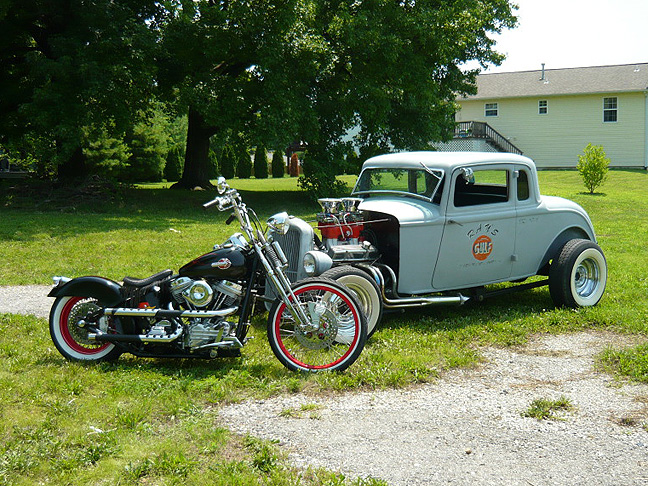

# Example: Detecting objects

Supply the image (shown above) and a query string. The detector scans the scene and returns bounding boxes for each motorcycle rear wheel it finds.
[267,278,367,372]
[50,296,122,362]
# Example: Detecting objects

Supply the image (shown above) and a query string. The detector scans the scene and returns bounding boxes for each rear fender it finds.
[48,276,123,307]
[538,227,591,272]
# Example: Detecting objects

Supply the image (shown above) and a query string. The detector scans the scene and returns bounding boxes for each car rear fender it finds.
[538,227,592,272]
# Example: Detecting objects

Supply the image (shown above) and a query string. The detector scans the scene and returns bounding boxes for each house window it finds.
[538,100,548,115]
[484,103,498,117]
[603,97,617,122]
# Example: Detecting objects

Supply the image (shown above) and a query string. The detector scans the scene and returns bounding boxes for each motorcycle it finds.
[48,177,367,372]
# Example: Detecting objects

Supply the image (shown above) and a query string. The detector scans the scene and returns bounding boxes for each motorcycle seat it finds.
[123,269,173,288]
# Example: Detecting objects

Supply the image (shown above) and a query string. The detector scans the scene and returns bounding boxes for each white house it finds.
[450,63,648,169]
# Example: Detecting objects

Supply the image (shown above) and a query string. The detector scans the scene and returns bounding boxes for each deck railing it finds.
[454,121,523,155]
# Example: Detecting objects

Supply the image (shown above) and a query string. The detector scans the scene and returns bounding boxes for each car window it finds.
[517,170,530,201]
[354,168,443,202]
[453,168,509,207]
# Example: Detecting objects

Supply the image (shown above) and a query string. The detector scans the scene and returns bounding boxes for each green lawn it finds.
[1,170,647,484]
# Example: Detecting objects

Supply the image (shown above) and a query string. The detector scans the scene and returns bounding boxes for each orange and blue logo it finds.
[472,235,493,261]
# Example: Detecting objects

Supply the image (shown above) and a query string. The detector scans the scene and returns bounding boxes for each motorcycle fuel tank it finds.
[179,246,249,280]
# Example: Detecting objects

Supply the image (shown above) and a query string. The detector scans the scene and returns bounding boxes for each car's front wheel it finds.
[321,266,383,337]
[549,239,607,308]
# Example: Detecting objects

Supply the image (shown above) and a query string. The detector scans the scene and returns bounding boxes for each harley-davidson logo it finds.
[472,235,493,261]
[212,258,232,269]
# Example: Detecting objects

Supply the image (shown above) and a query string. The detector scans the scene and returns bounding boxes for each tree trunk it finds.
[172,107,217,189]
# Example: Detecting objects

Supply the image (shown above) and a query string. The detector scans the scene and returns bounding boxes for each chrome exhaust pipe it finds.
[102,307,238,319]
[358,264,469,309]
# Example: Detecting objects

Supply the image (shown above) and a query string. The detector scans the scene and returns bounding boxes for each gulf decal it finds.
[472,235,493,261]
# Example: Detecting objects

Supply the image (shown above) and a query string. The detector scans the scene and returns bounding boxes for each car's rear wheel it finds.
[549,239,607,308]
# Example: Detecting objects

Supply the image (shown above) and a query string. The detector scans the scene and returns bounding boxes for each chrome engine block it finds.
[170,277,242,309]
[186,320,230,349]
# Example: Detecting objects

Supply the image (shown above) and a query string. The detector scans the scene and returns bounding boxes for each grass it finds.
[599,344,648,383]
[0,312,389,485]
[521,396,573,420]
[2,169,648,483]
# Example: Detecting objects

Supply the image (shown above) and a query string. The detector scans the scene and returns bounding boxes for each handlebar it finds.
[203,181,259,245]
[202,193,236,211]
[202,197,223,210]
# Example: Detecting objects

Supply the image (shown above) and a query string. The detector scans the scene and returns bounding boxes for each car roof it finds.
[362,151,536,171]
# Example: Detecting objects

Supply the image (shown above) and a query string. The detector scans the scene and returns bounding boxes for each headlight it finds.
[216,177,229,194]
[267,212,290,235]
[303,251,333,276]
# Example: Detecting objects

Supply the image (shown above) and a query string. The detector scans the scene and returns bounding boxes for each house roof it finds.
[462,63,648,100]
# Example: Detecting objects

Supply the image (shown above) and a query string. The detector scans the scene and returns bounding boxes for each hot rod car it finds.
[268,152,607,335]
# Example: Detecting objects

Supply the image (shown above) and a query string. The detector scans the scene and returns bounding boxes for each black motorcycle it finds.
[48,178,367,371]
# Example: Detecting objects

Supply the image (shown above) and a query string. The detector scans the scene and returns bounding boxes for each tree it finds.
[0,0,160,180]
[254,146,268,179]
[157,1,312,189]
[295,0,517,197]
[157,0,516,193]
[271,150,285,178]
[577,143,610,194]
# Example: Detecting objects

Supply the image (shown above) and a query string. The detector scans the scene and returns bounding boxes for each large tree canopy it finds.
[0,0,159,178]
[1,0,516,190]
[159,0,516,189]
[155,0,321,188]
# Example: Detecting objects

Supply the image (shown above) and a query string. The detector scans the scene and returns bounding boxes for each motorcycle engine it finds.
[170,277,242,309]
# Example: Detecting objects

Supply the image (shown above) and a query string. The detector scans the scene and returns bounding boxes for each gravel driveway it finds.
[3,285,647,485]
[221,334,648,485]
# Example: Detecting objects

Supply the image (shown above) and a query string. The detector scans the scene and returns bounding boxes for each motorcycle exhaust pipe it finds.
[89,325,184,344]
[102,307,238,319]
[89,306,238,344]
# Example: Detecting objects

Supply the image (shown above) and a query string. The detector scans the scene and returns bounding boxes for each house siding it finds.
[457,92,647,168]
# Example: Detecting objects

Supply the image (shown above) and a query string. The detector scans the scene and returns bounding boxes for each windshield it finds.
[353,167,444,202]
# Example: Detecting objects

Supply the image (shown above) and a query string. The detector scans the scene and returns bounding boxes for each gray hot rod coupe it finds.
[268,152,607,335]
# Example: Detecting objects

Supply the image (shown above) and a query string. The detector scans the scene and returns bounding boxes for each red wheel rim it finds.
[274,285,360,370]
[59,297,110,355]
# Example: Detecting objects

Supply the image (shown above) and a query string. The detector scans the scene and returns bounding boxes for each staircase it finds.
[454,121,523,155]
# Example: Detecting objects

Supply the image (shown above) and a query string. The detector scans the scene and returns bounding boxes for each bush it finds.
[83,131,131,180]
[220,145,235,179]
[577,143,610,194]
[122,120,168,183]
[164,144,184,182]
[253,146,268,179]
[208,149,219,180]
[236,146,252,179]
[271,150,284,178]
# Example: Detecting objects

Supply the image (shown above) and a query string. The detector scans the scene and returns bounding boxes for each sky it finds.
[482,0,648,73]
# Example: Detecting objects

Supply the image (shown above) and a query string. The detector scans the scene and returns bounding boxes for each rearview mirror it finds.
[461,168,475,184]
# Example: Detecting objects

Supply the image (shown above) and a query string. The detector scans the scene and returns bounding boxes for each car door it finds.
[432,164,517,290]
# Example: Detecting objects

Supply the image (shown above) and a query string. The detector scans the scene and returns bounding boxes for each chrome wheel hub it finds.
[574,258,600,298]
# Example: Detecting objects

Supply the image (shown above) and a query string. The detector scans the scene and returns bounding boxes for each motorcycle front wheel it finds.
[267,278,367,372]
[50,296,122,362]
